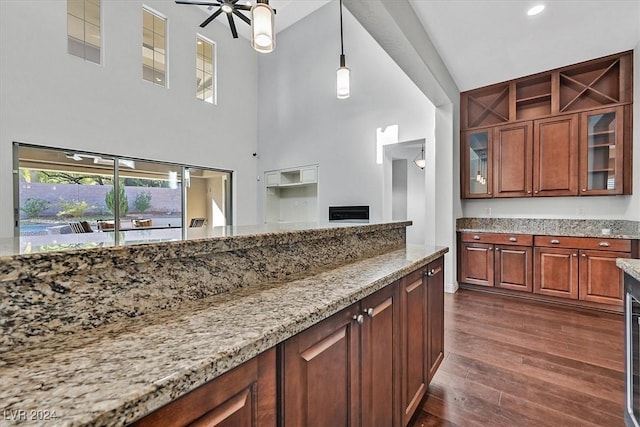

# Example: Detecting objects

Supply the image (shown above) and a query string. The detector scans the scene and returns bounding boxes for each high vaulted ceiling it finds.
[409,0,640,91]
[197,0,640,92]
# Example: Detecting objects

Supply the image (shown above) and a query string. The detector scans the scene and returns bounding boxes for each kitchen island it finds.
[0,221,447,426]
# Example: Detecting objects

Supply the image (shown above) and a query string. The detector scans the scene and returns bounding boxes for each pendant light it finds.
[336,0,350,99]
[414,145,426,169]
[251,0,275,53]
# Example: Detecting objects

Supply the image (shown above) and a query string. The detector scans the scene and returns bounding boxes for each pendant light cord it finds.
[339,0,344,56]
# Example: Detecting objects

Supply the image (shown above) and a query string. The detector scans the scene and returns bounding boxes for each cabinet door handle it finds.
[581,254,587,257]
[550,239,560,244]
[509,237,517,242]
[427,267,441,277]
[364,308,374,317]
[473,235,481,240]
[582,189,586,192]
[527,190,532,194]
[572,253,578,257]
[352,314,364,325]
[534,190,539,194]
[488,192,492,195]
[599,242,610,247]
[495,247,500,252]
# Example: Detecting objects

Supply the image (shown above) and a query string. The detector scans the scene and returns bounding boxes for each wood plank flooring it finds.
[410,289,624,427]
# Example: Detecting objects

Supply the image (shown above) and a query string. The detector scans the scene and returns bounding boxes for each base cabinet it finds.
[579,250,627,305]
[460,242,494,287]
[131,348,276,427]
[495,245,533,292]
[133,257,446,427]
[534,247,579,299]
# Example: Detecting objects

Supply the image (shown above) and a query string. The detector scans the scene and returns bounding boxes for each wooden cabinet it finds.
[579,106,626,195]
[493,121,533,197]
[426,256,445,382]
[534,236,632,306]
[495,245,533,292]
[281,258,445,427]
[361,283,401,427]
[280,303,361,427]
[534,247,579,299]
[132,348,276,427]
[461,51,633,199]
[579,250,627,305]
[400,268,428,426]
[459,233,532,292]
[462,129,493,198]
[533,114,579,196]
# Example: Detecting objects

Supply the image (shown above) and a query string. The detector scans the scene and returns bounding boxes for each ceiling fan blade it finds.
[175,1,221,5]
[200,8,223,27]
[228,13,238,38]
[235,4,251,11]
[233,9,251,25]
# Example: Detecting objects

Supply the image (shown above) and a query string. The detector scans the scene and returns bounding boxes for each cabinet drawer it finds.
[461,232,532,246]
[534,235,631,252]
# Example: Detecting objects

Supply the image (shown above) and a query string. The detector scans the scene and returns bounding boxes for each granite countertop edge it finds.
[456,227,639,239]
[1,244,447,427]
[0,221,412,283]
[617,258,640,281]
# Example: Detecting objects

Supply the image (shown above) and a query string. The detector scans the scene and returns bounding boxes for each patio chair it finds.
[69,222,89,233]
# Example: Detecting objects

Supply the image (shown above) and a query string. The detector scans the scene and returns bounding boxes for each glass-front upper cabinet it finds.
[580,106,624,195]
[463,129,493,198]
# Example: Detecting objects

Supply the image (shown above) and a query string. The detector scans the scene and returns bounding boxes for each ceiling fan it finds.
[175,0,253,39]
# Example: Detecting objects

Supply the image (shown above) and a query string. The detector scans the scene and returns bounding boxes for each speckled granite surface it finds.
[618,259,640,281]
[0,222,410,352]
[0,244,447,426]
[457,217,640,239]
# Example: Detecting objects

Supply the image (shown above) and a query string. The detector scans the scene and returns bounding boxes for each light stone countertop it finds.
[0,244,447,427]
[618,258,640,281]
[457,217,640,239]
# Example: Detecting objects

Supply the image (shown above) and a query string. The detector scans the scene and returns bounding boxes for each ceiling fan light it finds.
[221,3,233,13]
[251,1,275,53]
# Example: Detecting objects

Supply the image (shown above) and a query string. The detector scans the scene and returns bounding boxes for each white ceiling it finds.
[408,0,640,91]
[195,0,640,92]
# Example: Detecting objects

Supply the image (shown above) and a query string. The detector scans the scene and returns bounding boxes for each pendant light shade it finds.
[337,55,350,99]
[414,145,426,169]
[251,0,275,53]
[336,0,350,99]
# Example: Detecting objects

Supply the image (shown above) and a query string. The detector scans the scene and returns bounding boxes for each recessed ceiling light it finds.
[527,4,545,16]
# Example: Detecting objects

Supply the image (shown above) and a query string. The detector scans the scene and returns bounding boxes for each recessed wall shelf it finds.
[265,165,319,223]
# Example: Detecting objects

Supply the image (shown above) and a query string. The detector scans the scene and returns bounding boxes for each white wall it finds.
[256,4,436,223]
[0,0,259,237]
[462,45,640,221]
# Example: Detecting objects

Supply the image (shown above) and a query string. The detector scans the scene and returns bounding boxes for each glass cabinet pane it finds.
[468,131,490,195]
[586,111,617,191]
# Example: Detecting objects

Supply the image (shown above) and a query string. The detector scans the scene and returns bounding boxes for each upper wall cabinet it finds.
[460,51,633,199]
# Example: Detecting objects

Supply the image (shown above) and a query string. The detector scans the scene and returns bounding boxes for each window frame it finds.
[196,34,217,105]
[142,6,168,87]
[67,0,102,64]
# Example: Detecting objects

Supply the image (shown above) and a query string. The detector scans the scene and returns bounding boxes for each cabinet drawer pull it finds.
[550,239,560,244]
[509,237,517,242]
[581,254,586,257]
[364,308,374,317]
[573,253,577,257]
[473,235,480,240]
[599,242,610,247]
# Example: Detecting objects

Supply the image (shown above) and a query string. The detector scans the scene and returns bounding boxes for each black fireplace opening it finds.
[328,206,369,222]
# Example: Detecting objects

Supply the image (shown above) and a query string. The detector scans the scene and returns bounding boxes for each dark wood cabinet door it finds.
[132,348,276,427]
[280,304,360,427]
[579,250,628,306]
[361,283,400,427]
[534,247,579,299]
[462,129,493,198]
[400,268,428,426]
[493,122,533,197]
[579,106,625,195]
[533,114,579,196]
[460,242,495,287]
[426,257,445,383]
[495,245,533,292]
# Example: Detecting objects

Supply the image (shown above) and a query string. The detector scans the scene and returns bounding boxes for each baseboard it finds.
[444,282,458,294]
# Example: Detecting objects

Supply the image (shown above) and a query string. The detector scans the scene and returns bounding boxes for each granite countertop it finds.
[0,244,447,426]
[457,218,640,239]
[618,258,640,281]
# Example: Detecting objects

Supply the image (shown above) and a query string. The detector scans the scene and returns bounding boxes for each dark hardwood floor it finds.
[410,289,624,427]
